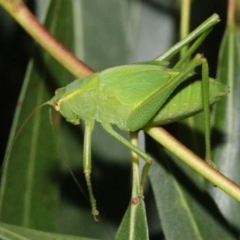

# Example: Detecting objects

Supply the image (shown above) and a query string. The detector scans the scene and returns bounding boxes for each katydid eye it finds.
[55,88,59,94]
[53,100,60,111]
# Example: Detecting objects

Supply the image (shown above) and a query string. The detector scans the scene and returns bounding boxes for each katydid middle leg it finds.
[102,123,152,197]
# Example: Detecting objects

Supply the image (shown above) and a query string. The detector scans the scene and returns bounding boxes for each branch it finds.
[0,0,93,78]
[145,127,240,202]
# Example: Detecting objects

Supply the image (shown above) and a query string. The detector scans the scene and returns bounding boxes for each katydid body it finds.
[48,55,228,218]
[49,60,227,129]
[32,14,228,218]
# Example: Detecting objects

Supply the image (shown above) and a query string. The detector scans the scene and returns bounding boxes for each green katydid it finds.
[3,14,228,220]
[45,14,228,218]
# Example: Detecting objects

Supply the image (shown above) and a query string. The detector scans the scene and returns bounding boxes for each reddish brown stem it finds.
[0,0,93,78]
[227,0,235,26]
[145,127,240,202]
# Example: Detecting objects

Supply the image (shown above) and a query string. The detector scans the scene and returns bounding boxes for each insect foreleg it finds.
[101,123,152,197]
[83,120,99,219]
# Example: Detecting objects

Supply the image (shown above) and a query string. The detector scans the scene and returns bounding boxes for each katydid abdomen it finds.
[149,77,228,126]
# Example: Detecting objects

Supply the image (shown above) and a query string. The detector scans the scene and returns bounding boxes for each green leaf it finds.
[115,199,148,240]
[0,0,76,232]
[149,149,237,240]
[0,222,99,240]
[80,1,140,70]
[211,24,240,232]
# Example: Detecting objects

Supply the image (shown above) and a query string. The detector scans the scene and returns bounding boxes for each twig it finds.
[0,0,93,78]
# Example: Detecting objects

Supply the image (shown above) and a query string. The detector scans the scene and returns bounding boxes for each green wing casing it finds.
[96,63,178,130]
[124,56,211,131]
[148,78,229,126]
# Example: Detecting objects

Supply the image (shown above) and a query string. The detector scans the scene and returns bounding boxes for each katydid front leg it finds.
[83,120,99,219]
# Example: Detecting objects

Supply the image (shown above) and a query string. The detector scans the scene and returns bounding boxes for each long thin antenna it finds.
[1,102,48,172]
[48,108,89,202]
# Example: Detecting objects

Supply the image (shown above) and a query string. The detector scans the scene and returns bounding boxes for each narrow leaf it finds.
[149,149,237,240]
[115,199,148,240]
[0,222,99,240]
[211,24,240,232]
[0,0,75,231]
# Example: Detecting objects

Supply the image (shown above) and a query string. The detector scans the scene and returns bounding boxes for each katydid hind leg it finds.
[173,29,212,69]
[175,54,213,167]
[101,123,152,196]
[201,57,214,167]
[83,120,99,219]
[158,21,214,166]
[174,54,214,166]
[156,14,219,62]
[155,15,215,166]
[129,54,207,131]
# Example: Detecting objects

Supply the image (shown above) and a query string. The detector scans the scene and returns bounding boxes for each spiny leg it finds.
[201,56,213,167]
[156,14,219,62]
[176,54,213,166]
[173,28,212,69]
[83,120,99,220]
[178,54,213,167]
[174,54,213,167]
[102,123,152,197]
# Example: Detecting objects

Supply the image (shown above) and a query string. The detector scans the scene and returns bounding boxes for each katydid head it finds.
[47,74,100,126]
[47,88,80,125]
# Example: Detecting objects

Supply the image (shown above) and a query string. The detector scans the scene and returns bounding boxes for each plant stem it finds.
[130,132,140,198]
[180,0,191,59]
[145,126,240,202]
[0,0,93,78]
[227,0,235,27]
